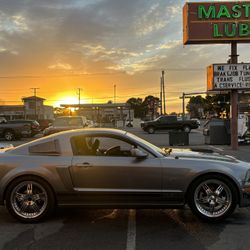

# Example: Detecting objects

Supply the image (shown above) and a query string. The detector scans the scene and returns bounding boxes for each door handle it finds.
[75,162,93,168]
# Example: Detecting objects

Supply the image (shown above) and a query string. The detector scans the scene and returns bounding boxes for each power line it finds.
[1,89,190,105]
[0,68,205,79]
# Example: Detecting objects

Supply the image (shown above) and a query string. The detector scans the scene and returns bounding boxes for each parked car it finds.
[43,116,87,136]
[37,119,54,131]
[191,118,201,126]
[141,115,199,134]
[0,119,32,141]
[86,120,95,128]
[8,120,40,137]
[0,128,250,222]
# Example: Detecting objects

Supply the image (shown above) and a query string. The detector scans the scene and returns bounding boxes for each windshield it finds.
[126,132,169,156]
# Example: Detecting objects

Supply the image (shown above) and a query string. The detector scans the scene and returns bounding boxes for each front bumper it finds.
[239,188,250,207]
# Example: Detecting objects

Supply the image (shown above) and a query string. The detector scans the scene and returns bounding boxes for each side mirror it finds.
[131,148,148,159]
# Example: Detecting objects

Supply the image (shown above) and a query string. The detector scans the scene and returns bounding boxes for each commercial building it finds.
[239,93,250,114]
[0,96,54,120]
[61,103,134,127]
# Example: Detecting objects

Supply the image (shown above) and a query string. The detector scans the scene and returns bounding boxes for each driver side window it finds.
[71,135,134,157]
[95,137,132,156]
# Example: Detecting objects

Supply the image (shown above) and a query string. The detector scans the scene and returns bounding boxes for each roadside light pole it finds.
[179,93,186,120]
[160,77,163,115]
[182,92,185,120]
[230,42,239,150]
[77,88,82,115]
[114,84,116,104]
[162,71,166,114]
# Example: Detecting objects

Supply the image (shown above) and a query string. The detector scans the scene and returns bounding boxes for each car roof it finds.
[55,116,82,119]
[8,128,129,155]
[9,120,35,122]
[55,128,127,136]
[15,128,127,147]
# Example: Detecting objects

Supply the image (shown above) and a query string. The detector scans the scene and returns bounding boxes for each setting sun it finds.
[51,91,90,107]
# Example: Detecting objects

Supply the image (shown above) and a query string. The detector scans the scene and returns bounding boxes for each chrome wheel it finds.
[4,131,15,141]
[194,179,232,218]
[148,127,155,134]
[183,126,191,133]
[10,181,48,219]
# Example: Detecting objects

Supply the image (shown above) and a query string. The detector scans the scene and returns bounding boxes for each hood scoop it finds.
[169,147,237,163]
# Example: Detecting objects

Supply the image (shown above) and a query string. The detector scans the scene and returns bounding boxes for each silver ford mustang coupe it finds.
[0,128,250,223]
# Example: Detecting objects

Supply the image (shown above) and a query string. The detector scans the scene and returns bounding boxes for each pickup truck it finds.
[0,119,32,141]
[141,115,199,134]
[8,119,40,137]
[43,116,87,136]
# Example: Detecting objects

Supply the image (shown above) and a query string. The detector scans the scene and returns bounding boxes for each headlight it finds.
[244,170,250,184]
[43,128,49,136]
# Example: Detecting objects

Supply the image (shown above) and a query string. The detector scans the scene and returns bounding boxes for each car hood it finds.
[46,126,83,132]
[169,148,238,163]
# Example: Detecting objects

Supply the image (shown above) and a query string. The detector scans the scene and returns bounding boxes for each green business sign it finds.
[183,1,250,44]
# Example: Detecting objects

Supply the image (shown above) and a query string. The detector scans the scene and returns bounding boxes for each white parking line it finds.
[126,209,136,250]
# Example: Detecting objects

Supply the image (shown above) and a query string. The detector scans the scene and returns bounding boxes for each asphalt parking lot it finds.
[1,127,250,250]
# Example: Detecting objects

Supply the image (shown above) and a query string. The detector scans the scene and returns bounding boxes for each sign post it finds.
[231,42,239,150]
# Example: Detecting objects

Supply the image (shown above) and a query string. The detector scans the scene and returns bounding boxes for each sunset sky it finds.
[1,0,250,113]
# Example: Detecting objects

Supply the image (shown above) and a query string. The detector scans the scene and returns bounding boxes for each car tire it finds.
[4,130,15,141]
[183,125,191,133]
[187,174,238,222]
[147,127,155,134]
[5,176,55,223]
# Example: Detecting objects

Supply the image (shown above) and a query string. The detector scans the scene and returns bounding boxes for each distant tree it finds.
[210,94,230,117]
[127,95,159,119]
[142,95,160,119]
[126,97,144,118]
[186,94,230,118]
[186,95,205,118]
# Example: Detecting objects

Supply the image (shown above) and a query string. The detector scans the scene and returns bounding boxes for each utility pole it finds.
[162,70,166,114]
[179,93,185,120]
[182,92,185,120]
[77,88,82,115]
[160,77,163,115]
[30,88,39,120]
[114,84,116,104]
